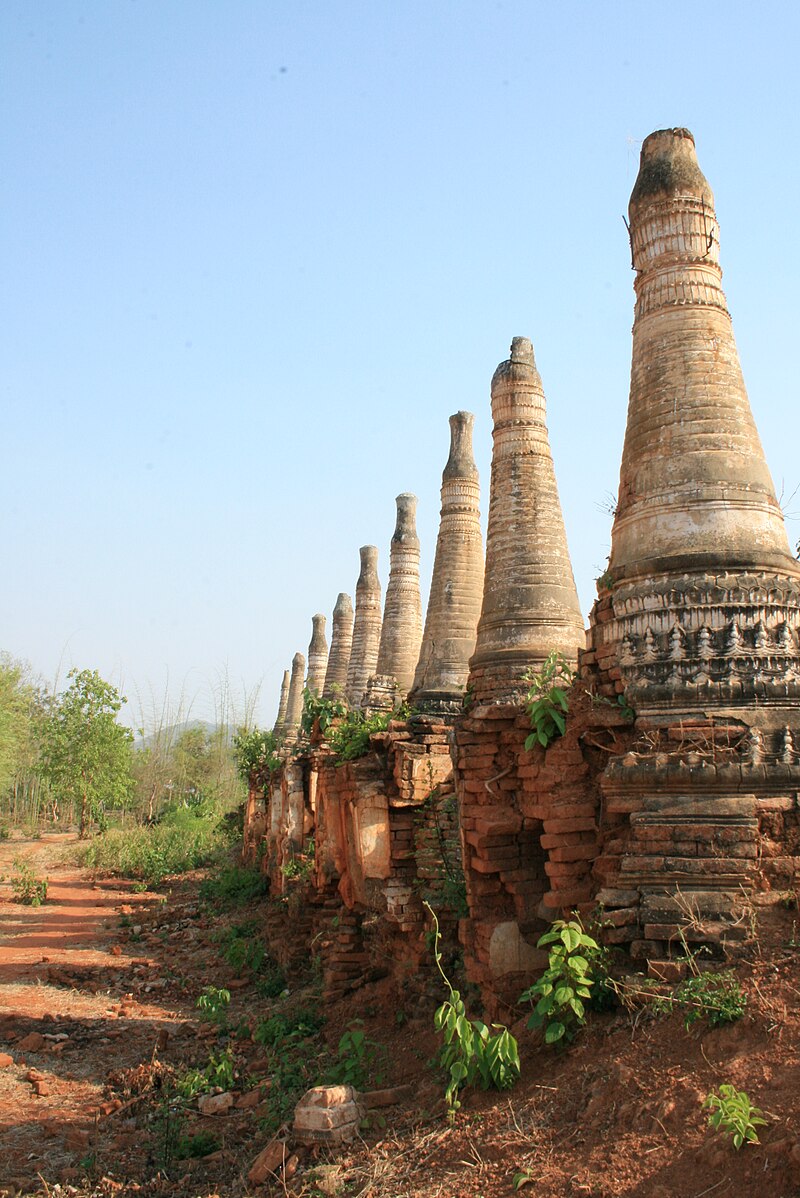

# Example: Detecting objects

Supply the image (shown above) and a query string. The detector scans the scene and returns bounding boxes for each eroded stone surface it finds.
[283,652,306,741]
[469,337,585,703]
[409,412,484,713]
[273,670,290,736]
[306,613,329,697]
[323,593,353,699]
[345,547,382,708]
[365,493,423,709]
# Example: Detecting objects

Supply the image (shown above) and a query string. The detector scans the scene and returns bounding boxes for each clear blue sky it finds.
[2,1,799,730]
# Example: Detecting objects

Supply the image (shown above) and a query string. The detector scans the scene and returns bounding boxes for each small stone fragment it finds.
[17,1032,45,1052]
[247,1138,287,1184]
[197,1091,234,1116]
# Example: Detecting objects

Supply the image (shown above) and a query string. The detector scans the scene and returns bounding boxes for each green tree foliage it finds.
[0,654,47,823]
[40,669,134,837]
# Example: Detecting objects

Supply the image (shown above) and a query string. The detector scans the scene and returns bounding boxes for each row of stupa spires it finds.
[274,127,800,739]
[273,324,587,740]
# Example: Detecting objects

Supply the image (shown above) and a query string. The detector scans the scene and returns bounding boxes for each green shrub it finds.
[519,918,605,1045]
[324,1021,384,1090]
[75,808,232,886]
[11,858,48,906]
[232,727,282,784]
[300,689,347,738]
[199,863,269,906]
[704,1085,767,1148]
[327,703,411,762]
[195,985,230,1024]
[253,1008,324,1049]
[669,970,747,1030]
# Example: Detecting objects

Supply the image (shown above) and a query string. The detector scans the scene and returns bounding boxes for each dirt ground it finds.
[1,833,800,1198]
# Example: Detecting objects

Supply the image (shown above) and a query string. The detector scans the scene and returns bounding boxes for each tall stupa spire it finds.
[468,338,584,703]
[364,494,424,710]
[610,127,795,580]
[283,652,306,740]
[306,614,329,696]
[345,546,382,708]
[323,593,354,699]
[273,670,290,736]
[408,411,484,713]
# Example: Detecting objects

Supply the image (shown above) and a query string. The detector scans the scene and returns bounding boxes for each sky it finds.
[2,1,800,731]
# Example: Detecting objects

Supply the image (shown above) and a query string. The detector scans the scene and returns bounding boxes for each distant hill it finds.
[134,720,235,751]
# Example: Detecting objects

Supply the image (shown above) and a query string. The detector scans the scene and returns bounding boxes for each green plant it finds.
[425,902,520,1121]
[195,985,231,1024]
[300,689,348,738]
[11,858,48,906]
[253,1007,325,1049]
[325,1021,384,1090]
[671,970,747,1030]
[199,863,269,906]
[703,1085,767,1148]
[519,918,603,1045]
[206,1045,236,1089]
[616,693,635,721]
[523,651,573,750]
[232,726,282,785]
[513,1169,535,1190]
[281,837,315,881]
[254,964,287,999]
[0,825,10,841]
[176,1130,219,1159]
[327,703,410,762]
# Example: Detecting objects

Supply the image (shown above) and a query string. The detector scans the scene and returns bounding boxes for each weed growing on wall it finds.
[300,689,347,739]
[232,727,282,785]
[523,651,573,750]
[327,705,411,762]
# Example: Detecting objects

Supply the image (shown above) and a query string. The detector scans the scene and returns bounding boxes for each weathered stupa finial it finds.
[322,593,354,699]
[364,494,424,711]
[610,127,796,580]
[345,546,382,708]
[306,614,329,696]
[273,669,290,736]
[283,652,306,740]
[468,338,585,702]
[408,411,484,714]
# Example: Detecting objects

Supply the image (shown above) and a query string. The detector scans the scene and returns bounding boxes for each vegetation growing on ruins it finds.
[519,918,605,1045]
[523,651,573,750]
[232,726,282,785]
[299,687,347,738]
[327,704,410,761]
[426,902,520,1120]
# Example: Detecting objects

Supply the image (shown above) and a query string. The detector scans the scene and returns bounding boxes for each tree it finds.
[40,668,134,837]
[0,653,47,823]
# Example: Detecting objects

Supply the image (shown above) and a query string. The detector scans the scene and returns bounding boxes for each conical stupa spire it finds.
[323,593,353,699]
[370,493,423,699]
[306,614,329,696]
[610,127,796,579]
[468,338,584,702]
[345,546,382,707]
[273,670,290,736]
[409,411,484,713]
[283,652,306,739]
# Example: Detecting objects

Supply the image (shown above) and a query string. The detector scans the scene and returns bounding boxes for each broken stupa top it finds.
[610,127,798,581]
